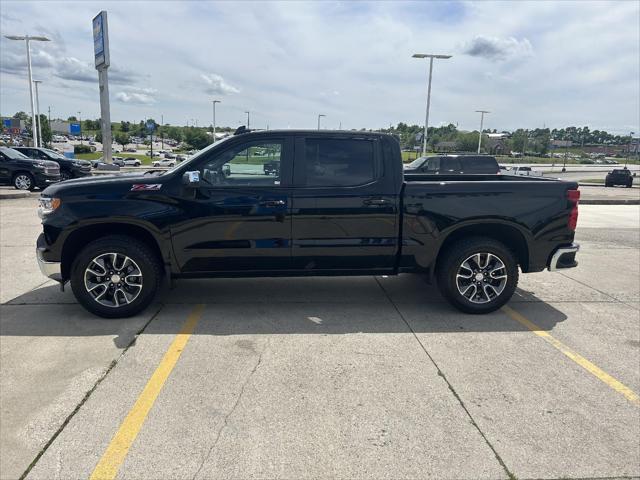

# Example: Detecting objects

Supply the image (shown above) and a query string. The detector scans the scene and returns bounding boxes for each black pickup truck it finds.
[36,130,580,318]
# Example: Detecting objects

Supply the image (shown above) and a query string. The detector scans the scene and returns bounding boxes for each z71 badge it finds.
[130,184,162,191]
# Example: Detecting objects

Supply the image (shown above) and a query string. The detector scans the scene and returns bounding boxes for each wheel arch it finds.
[434,221,531,275]
[61,222,165,280]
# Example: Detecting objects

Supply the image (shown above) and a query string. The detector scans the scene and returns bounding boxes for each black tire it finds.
[60,170,72,181]
[70,235,162,318]
[13,172,35,191]
[436,236,519,314]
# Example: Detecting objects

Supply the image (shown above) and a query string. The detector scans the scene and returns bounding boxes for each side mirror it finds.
[182,171,200,187]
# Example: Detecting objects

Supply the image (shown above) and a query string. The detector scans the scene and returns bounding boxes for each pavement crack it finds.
[192,341,268,480]
[374,276,516,480]
[17,304,165,480]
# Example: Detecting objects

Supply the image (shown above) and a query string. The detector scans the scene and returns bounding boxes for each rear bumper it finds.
[548,243,579,271]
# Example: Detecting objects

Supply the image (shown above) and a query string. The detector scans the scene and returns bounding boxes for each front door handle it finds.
[363,198,391,206]
[260,199,286,207]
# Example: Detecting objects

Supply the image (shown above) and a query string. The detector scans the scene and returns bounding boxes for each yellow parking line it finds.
[90,304,205,480]
[502,305,640,408]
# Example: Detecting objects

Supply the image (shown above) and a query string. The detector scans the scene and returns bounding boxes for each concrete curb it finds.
[0,191,34,200]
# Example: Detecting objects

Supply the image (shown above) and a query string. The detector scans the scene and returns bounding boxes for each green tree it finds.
[38,114,52,146]
[13,111,29,121]
[120,120,131,132]
[184,127,212,149]
[67,116,78,122]
[455,131,480,152]
[115,132,130,149]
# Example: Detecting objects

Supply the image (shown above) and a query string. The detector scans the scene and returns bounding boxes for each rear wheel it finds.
[13,172,34,190]
[70,235,162,318]
[437,237,518,314]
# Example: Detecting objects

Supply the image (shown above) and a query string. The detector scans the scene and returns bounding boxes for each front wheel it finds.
[13,172,35,190]
[70,235,162,318]
[437,237,519,314]
[60,170,72,181]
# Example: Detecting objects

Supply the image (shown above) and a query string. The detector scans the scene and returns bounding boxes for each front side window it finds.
[199,141,282,186]
[305,138,375,187]
[425,158,440,172]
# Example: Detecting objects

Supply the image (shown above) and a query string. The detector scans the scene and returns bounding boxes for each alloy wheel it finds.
[83,253,143,307]
[455,252,508,304]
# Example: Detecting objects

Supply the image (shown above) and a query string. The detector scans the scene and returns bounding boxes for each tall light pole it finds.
[475,110,490,153]
[412,53,452,156]
[78,111,83,144]
[245,111,250,129]
[212,100,220,141]
[317,114,325,130]
[4,35,50,147]
[626,131,634,168]
[33,80,43,147]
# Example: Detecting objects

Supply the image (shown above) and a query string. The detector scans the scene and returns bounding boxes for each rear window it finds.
[612,169,630,175]
[460,156,498,173]
[305,138,376,187]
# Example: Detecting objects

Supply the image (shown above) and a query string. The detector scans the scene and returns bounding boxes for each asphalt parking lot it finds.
[1,196,638,480]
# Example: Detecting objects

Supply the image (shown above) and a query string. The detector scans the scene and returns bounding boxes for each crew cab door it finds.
[291,135,399,272]
[171,136,294,273]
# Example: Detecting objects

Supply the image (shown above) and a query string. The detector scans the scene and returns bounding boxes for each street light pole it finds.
[4,35,50,147]
[78,111,83,144]
[475,110,490,153]
[33,80,42,148]
[212,100,220,141]
[626,131,634,168]
[412,53,452,156]
[317,114,325,130]
[245,111,250,129]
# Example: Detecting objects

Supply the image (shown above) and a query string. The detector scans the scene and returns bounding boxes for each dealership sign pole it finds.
[93,11,112,163]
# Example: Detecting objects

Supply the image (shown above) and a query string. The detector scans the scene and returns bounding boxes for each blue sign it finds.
[3,119,11,128]
[92,11,109,67]
[146,120,155,132]
[69,123,81,135]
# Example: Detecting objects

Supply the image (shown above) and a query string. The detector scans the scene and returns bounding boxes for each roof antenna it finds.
[234,125,248,135]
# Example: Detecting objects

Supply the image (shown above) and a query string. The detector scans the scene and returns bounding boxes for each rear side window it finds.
[441,157,462,172]
[461,156,498,173]
[305,138,376,186]
[425,158,440,172]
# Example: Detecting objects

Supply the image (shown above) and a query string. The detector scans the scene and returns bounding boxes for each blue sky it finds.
[1,1,638,134]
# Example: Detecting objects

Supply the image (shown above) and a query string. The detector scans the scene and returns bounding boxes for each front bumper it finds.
[72,167,92,177]
[37,234,62,282]
[34,172,61,188]
[548,243,579,271]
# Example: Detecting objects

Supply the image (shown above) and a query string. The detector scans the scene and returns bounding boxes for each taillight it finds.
[567,189,580,231]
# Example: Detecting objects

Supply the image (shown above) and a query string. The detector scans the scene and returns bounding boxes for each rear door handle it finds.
[260,199,286,207]
[363,198,391,206]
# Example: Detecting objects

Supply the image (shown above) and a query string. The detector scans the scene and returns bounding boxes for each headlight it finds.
[33,162,47,169]
[38,197,61,218]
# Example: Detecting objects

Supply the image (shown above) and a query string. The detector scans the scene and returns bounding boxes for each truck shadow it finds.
[2,274,568,346]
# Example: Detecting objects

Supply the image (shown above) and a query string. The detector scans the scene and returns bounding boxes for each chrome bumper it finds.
[549,243,580,271]
[37,248,62,280]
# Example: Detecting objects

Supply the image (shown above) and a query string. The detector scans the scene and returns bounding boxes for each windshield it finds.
[42,148,67,160]
[406,157,427,168]
[160,136,233,175]
[0,147,29,160]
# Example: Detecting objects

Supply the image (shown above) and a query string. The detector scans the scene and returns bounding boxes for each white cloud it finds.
[115,88,157,105]
[461,35,533,61]
[200,73,239,95]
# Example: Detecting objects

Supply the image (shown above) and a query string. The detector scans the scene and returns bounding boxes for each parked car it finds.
[13,147,92,180]
[152,158,175,167]
[125,148,137,153]
[510,166,543,177]
[0,147,60,190]
[605,169,634,188]
[164,153,176,159]
[263,160,280,176]
[176,155,187,162]
[35,130,580,318]
[90,159,120,171]
[124,157,142,167]
[403,155,500,174]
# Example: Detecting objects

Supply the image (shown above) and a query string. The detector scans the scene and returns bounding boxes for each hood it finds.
[42,171,165,197]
